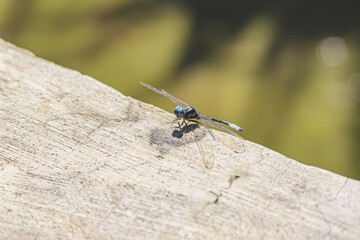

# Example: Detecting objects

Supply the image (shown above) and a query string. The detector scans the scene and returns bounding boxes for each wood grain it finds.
[0,38,359,240]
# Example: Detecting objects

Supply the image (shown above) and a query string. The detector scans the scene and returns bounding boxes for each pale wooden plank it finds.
[0,38,359,240]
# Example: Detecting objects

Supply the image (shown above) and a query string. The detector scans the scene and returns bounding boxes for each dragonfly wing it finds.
[159,89,192,109]
[140,82,191,109]
[194,130,214,169]
[194,110,216,140]
[202,116,244,139]
[203,118,245,153]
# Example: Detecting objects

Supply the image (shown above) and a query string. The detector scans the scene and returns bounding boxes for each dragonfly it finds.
[140,82,244,168]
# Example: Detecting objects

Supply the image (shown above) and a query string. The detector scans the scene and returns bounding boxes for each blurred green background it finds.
[1,0,359,179]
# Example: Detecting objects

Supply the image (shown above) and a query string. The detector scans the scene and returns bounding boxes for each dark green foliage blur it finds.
[1,0,359,179]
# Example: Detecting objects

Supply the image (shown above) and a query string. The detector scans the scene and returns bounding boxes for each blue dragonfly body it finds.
[140,82,243,140]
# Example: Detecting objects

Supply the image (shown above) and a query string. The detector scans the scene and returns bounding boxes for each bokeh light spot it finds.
[316,37,348,67]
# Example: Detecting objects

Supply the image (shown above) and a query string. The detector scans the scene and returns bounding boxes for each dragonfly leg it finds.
[171,118,200,133]
[188,119,200,124]
[182,118,188,130]
[181,119,201,133]
[178,118,193,133]
[170,118,181,129]
[183,119,201,132]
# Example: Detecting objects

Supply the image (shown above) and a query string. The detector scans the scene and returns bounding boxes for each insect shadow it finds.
[172,123,199,139]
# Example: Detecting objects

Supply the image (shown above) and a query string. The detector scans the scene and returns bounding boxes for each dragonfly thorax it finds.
[174,106,199,120]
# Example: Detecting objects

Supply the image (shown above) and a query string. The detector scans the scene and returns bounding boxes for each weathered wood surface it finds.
[0,38,359,240]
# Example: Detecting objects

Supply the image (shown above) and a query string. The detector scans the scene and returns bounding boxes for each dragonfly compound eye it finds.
[174,106,185,118]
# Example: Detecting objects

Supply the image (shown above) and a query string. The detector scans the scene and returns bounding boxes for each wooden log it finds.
[0,38,359,239]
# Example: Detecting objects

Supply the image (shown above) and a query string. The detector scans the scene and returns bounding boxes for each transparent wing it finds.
[194,129,214,169]
[140,82,191,109]
[193,110,216,140]
[200,115,244,139]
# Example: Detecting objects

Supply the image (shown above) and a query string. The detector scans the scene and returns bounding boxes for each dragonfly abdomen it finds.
[208,117,243,131]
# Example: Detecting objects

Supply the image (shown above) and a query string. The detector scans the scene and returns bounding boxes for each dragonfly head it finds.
[174,106,185,118]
